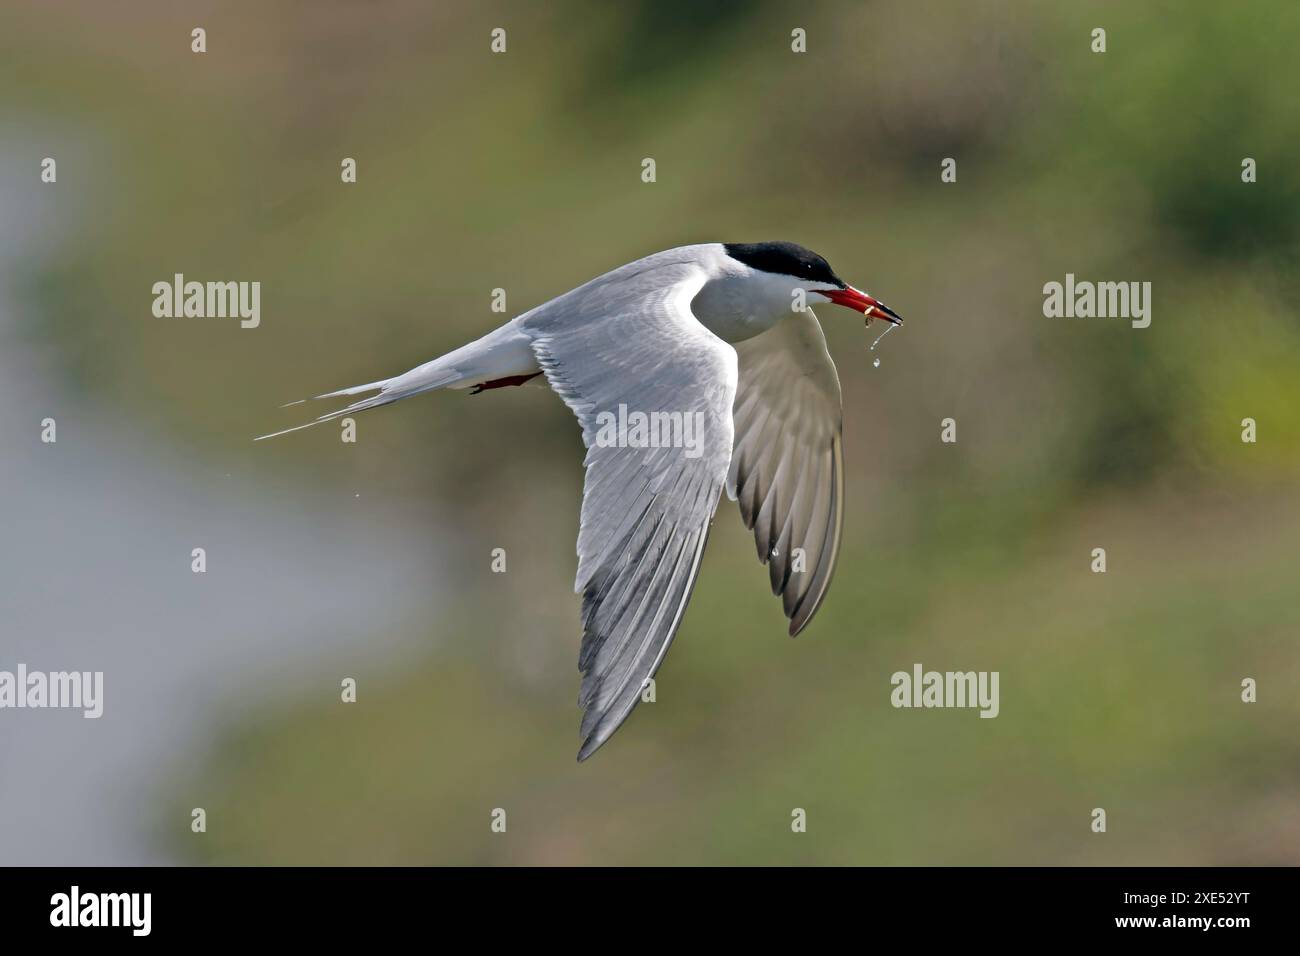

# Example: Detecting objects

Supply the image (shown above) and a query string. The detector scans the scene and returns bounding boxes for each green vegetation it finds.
[5,0,1297,863]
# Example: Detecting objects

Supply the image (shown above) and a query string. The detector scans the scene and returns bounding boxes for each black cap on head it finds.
[723,241,845,287]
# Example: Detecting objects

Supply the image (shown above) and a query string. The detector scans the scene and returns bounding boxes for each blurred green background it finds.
[3,0,1298,864]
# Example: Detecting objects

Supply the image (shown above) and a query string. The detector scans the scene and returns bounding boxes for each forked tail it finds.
[254,369,463,441]
[255,322,541,441]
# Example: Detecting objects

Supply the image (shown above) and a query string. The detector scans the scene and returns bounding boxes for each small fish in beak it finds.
[817,285,904,326]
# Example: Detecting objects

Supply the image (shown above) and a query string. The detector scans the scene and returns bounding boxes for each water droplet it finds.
[868,321,898,369]
[869,322,897,352]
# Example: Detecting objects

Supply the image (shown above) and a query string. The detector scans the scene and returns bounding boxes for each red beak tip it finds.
[821,286,902,325]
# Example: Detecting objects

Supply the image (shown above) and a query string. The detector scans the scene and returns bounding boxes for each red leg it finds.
[469,371,544,395]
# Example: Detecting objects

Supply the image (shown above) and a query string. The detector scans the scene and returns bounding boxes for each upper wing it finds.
[727,309,844,636]
[520,260,738,761]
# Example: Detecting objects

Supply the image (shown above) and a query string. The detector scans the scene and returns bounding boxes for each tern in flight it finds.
[260,241,903,760]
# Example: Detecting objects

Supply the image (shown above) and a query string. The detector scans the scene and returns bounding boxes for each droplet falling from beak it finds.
[869,320,898,367]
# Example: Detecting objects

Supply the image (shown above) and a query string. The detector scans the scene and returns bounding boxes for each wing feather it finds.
[727,309,844,636]
[520,256,738,760]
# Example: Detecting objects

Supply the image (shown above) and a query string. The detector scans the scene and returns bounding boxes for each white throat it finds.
[690,267,832,344]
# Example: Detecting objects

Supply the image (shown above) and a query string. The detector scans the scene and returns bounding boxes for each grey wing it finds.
[520,262,738,761]
[727,309,844,636]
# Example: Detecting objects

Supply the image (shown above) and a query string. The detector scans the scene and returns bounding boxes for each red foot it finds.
[469,371,543,395]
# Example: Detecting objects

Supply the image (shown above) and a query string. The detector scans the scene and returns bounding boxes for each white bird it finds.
[259,242,902,760]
